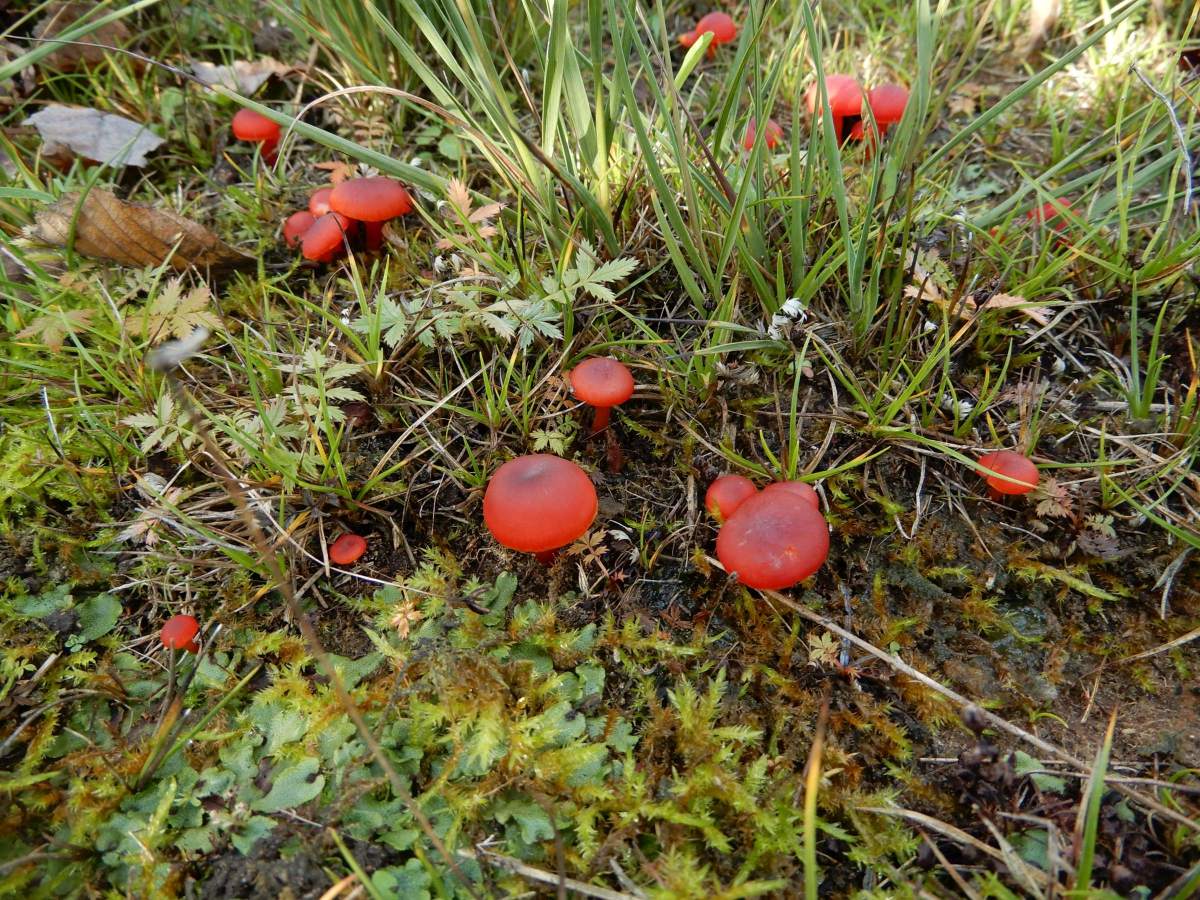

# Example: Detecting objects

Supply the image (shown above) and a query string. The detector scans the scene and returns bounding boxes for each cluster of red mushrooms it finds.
[165,48,1047,653]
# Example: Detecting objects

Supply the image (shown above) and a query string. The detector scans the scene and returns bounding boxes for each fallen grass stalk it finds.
[457,847,643,900]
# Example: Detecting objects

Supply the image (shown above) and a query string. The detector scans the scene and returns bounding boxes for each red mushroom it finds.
[761,480,819,510]
[743,117,784,152]
[805,74,864,143]
[160,614,200,654]
[329,176,414,251]
[852,83,909,142]
[705,475,757,523]
[569,357,635,435]
[978,451,1038,498]
[231,108,281,162]
[1026,198,1073,234]
[679,12,737,57]
[301,212,355,263]
[483,454,598,565]
[329,533,368,566]
[308,186,334,218]
[716,490,830,589]
[283,210,316,249]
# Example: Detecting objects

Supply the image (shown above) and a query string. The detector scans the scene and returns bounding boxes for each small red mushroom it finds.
[1026,198,1073,233]
[717,490,830,589]
[301,212,355,263]
[761,480,819,510]
[283,211,316,249]
[329,176,414,251]
[309,186,334,217]
[705,475,757,523]
[679,12,737,57]
[851,83,909,142]
[743,117,784,151]
[483,454,598,565]
[805,74,864,143]
[569,357,635,435]
[160,614,200,654]
[978,451,1038,499]
[329,533,368,565]
[231,108,281,162]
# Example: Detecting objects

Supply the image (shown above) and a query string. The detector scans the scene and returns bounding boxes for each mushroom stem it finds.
[534,549,558,566]
[590,406,611,434]
[362,220,384,251]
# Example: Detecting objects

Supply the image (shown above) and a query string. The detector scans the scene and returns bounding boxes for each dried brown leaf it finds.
[29,190,251,271]
[24,105,164,167]
[33,2,132,73]
[190,57,289,95]
[314,161,356,185]
[446,177,472,218]
[979,292,1051,326]
[125,278,221,341]
[1034,477,1073,519]
[16,306,95,351]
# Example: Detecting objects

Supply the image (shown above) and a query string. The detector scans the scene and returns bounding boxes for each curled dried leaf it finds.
[29,190,251,272]
[190,57,290,94]
[23,105,164,167]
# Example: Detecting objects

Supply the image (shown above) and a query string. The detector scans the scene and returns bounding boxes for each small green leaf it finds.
[74,594,121,643]
[252,757,325,813]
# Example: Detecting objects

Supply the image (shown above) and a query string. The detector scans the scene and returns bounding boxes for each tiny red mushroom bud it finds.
[330,176,414,252]
[308,186,334,217]
[283,211,316,249]
[761,480,819,510]
[301,212,355,263]
[716,490,830,590]
[160,614,200,654]
[231,108,281,162]
[705,475,757,523]
[569,357,634,435]
[329,533,368,565]
[679,12,737,57]
[978,451,1038,498]
[743,117,784,151]
[484,454,598,566]
[805,74,864,143]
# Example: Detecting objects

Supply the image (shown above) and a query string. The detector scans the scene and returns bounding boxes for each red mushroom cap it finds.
[762,480,820,510]
[716,490,830,589]
[329,533,368,565]
[1026,198,1073,232]
[301,212,354,262]
[161,614,200,652]
[978,451,1039,495]
[231,108,280,144]
[805,75,864,119]
[309,186,334,217]
[283,211,316,248]
[330,176,414,222]
[680,11,737,47]
[483,455,598,554]
[743,117,784,151]
[569,358,635,410]
[866,83,909,130]
[705,475,757,523]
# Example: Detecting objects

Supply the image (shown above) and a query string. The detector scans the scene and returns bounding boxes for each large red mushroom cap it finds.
[329,533,368,565]
[743,117,784,151]
[679,12,737,51]
[705,475,757,523]
[866,83,909,133]
[805,75,864,142]
[716,490,830,589]
[978,451,1039,496]
[330,177,414,222]
[762,480,819,510]
[484,455,598,554]
[301,212,354,262]
[283,211,316,249]
[161,614,200,653]
[231,109,280,160]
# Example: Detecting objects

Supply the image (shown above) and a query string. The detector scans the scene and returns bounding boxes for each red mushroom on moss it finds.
[483,454,598,565]
[329,533,368,566]
[301,212,355,263]
[978,451,1038,499]
[160,614,200,654]
[762,480,819,510]
[308,186,334,218]
[231,108,281,162]
[679,12,737,57]
[330,176,414,251]
[743,117,784,152]
[283,210,316,249]
[570,357,635,435]
[705,475,757,523]
[716,489,830,589]
[805,74,864,143]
